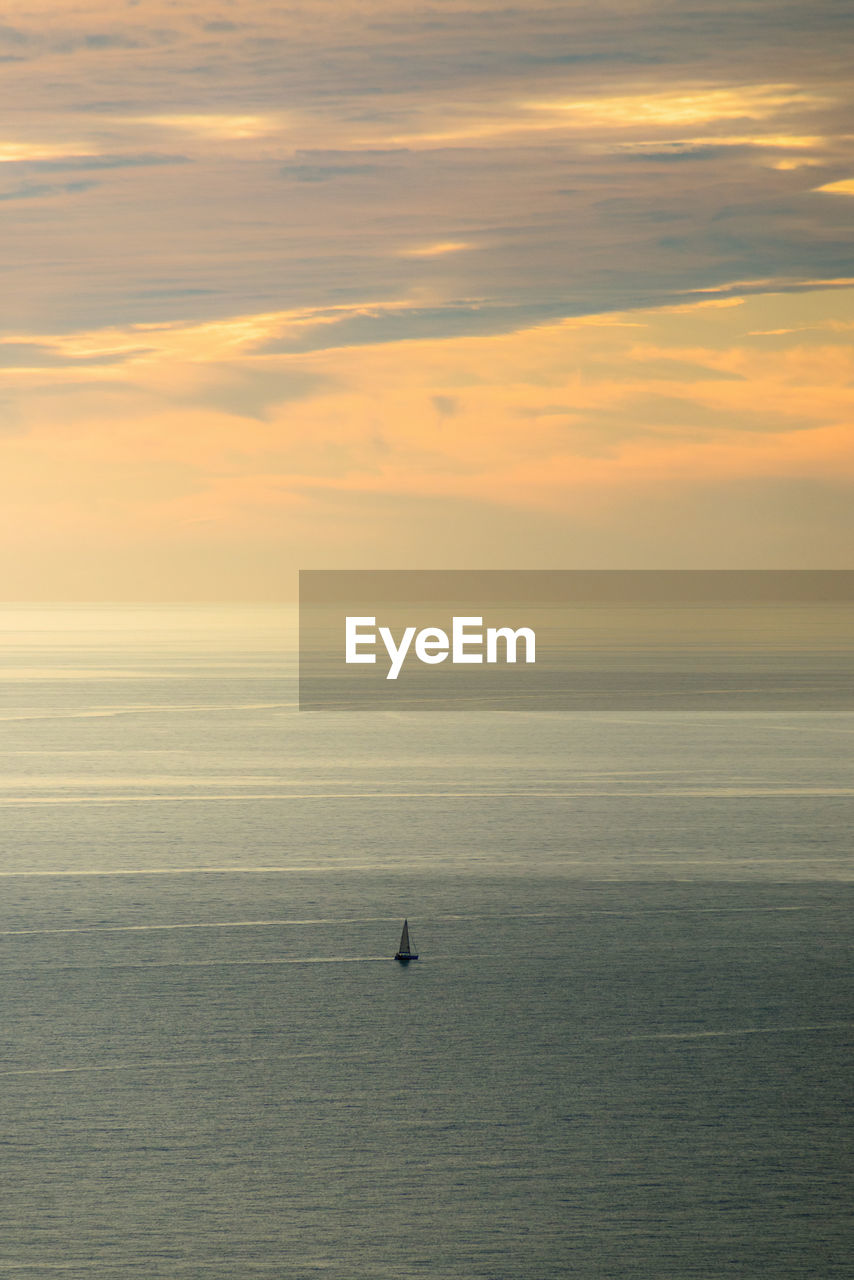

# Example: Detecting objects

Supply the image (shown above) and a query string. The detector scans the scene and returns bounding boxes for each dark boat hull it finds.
[394,952,418,963]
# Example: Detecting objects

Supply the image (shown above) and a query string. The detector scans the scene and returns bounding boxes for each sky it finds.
[1,0,853,599]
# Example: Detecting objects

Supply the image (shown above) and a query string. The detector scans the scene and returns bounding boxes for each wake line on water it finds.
[0,702,296,724]
[0,918,408,936]
[1,860,851,878]
[597,1021,854,1042]
[0,867,388,877]
[3,1022,850,1081]
[0,905,820,937]
[10,956,398,972]
[0,1265,289,1274]
[0,1263,289,1274]
[0,1053,288,1079]
[3,785,854,807]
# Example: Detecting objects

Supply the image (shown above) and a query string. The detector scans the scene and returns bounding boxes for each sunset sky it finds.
[2,0,853,598]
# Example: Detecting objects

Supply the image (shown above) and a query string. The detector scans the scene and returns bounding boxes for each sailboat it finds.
[394,919,418,964]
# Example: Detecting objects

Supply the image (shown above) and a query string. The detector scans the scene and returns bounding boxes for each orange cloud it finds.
[1,284,852,588]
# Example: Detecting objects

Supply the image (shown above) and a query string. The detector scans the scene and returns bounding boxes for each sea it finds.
[0,605,851,1279]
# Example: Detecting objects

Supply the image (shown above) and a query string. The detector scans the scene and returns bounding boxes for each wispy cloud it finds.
[0,23,28,46]
[0,178,98,202]
[364,83,828,148]
[128,113,284,140]
[0,341,153,368]
[814,177,854,195]
[524,84,824,127]
[0,141,98,163]
[397,242,472,258]
[26,152,192,173]
[280,160,383,182]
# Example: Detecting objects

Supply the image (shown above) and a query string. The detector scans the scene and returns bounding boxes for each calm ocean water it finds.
[0,606,851,1278]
